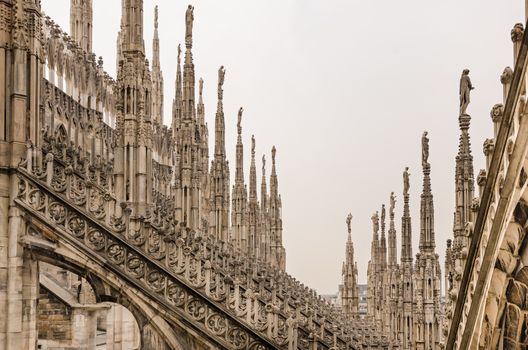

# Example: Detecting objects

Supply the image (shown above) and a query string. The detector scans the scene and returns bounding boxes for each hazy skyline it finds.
[43,1,524,294]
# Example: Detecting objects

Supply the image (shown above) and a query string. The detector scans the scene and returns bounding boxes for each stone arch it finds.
[55,123,68,144]
[30,246,184,350]
[38,260,142,350]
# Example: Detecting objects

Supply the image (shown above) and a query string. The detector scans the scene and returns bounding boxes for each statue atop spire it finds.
[403,167,410,195]
[218,66,226,100]
[199,77,203,97]
[262,155,266,174]
[422,131,429,167]
[346,213,353,234]
[372,211,379,235]
[177,43,181,64]
[237,107,243,135]
[185,5,194,48]
[155,5,159,30]
[388,191,398,268]
[459,68,474,116]
[251,135,255,155]
[272,146,277,165]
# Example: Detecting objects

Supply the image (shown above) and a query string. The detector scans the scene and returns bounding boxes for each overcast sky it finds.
[43,1,524,294]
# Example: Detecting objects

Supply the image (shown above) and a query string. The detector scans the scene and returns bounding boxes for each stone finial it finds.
[459,69,474,116]
[272,146,276,165]
[511,23,524,42]
[237,107,243,135]
[199,78,204,97]
[490,103,504,123]
[483,138,495,157]
[500,66,513,85]
[346,213,352,234]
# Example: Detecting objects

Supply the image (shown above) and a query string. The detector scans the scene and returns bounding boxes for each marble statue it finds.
[346,213,353,233]
[238,107,243,135]
[403,167,410,195]
[185,5,194,41]
[422,131,429,166]
[459,69,474,116]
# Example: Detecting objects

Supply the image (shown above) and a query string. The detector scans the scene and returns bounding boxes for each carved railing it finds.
[15,143,388,349]
[38,60,383,348]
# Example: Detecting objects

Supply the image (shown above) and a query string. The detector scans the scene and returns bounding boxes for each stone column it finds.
[72,305,108,350]
[105,305,116,350]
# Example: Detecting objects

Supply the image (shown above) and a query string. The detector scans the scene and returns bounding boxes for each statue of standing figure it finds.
[346,213,353,233]
[371,211,379,234]
[422,131,429,166]
[218,66,225,88]
[390,192,396,214]
[237,107,243,135]
[459,69,474,116]
[218,66,226,99]
[403,167,410,195]
[185,5,194,45]
[177,44,181,63]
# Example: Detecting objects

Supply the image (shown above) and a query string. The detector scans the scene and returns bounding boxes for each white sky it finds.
[43,1,525,294]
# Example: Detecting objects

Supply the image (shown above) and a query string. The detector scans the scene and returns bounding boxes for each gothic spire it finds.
[454,110,475,239]
[270,146,278,198]
[121,0,145,54]
[231,107,247,251]
[70,0,93,52]
[235,107,244,183]
[268,146,285,270]
[197,78,205,126]
[152,5,160,67]
[172,44,182,134]
[182,5,196,122]
[388,192,397,267]
[151,5,164,125]
[214,66,226,158]
[346,213,355,265]
[380,204,387,272]
[249,135,258,205]
[342,212,358,316]
[401,167,412,263]
[261,155,268,212]
[371,211,380,273]
[420,131,436,253]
